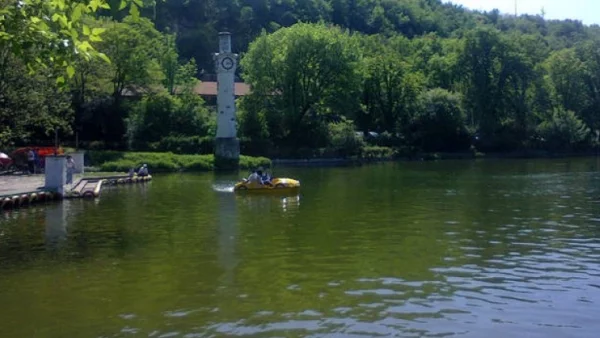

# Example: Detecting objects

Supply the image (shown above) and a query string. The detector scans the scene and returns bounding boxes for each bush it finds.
[149,135,214,154]
[536,108,591,151]
[237,107,271,155]
[240,155,272,169]
[88,150,271,172]
[411,88,471,152]
[328,117,365,157]
[361,146,396,159]
[175,154,215,171]
[86,150,124,165]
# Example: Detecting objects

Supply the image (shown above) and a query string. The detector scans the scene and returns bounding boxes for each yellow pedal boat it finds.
[234,177,301,192]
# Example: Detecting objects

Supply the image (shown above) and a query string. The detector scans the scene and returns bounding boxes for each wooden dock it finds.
[1,174,152,210]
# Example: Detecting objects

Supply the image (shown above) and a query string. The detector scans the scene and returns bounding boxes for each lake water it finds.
[1,158,599,337]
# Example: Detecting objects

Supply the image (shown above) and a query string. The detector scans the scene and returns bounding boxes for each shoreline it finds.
[73,150,600,173]
[272,151,600,167]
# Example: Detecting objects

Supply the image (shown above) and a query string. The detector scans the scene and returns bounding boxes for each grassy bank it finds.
[75,148,600,173]
[86,151,271,172]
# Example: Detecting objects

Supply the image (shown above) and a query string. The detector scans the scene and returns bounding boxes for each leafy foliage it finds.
[537,108,591,151]
[3,0,600,155]
[0,0,140,80]
[88,151,271,172]
[360,39,425,134]
[241,23,362,148]
[0,54,72,147]
[410,88,470,152]
[126,91,213,151]
[328,117,365,157]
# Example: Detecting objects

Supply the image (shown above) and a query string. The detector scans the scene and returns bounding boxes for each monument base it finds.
[214,137,240,171]
[45,155,67,195]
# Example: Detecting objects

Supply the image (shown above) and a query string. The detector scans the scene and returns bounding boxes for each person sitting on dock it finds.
[138,164,149,177]
[27,148,35,174]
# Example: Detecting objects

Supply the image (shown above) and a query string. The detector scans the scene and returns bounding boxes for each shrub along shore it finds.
[83,147,599,174]
[85,151,271,173]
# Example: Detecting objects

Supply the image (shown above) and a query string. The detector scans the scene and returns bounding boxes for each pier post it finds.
[44,156,67,195]
[213,32,240,170]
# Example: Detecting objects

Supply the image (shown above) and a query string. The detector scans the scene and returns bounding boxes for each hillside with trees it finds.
[1,0,599,158]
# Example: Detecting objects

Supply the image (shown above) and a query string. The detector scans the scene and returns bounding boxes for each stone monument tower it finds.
[213,32,240,170]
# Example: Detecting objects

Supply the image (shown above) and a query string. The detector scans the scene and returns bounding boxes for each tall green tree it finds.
[543,48,588,115]
[459,27,538,149]
[0,0,141,80]
[99,16,164,100]
[240,23,362,148]
[0,54,72,147]
[460,27,504,135]
[76,15,164,144]
[361,42,424,134]
[574,40,600,132]
[410,88,469,152]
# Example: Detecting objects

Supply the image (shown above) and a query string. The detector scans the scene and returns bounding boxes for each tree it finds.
[328,116,365,157]
[237,96,271,156]
[543,48,588,114]
[0,54,72,147]
[63,14,177,146]
[459,27,539,150]
[537,108,591,151]
[410,34,461,90]
[160,32,179,95]
[361,43,424,134]
[496,34,538,145]
[574,40,600,132]
[460,27,504,135]
[99,16,164,100]
[410,88,470,152]
[0,0,141,81]
[126,91,211,151]
[240,23,362,148]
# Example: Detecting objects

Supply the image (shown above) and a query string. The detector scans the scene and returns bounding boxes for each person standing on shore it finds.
[27,148,35,174]
[66,155,76,185]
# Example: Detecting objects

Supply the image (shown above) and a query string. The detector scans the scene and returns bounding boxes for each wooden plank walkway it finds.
[1,174,152,210]
[0,175,47,197]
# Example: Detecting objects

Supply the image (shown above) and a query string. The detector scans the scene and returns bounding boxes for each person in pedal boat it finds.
[258,167,271,185]
[247,170,261,184]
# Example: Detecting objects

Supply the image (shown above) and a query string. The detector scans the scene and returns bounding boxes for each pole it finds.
[75,132,79,151]
[54,128,58,155]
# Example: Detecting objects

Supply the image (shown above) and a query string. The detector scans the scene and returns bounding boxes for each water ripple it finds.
[1,160,600,338]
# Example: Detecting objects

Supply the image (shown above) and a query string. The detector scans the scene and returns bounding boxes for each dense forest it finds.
[1,0,599,157]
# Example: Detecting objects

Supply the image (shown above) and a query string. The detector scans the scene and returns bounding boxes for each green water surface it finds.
[1,158,599,337]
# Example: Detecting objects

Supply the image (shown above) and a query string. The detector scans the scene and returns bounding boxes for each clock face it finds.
[221,57,234,70]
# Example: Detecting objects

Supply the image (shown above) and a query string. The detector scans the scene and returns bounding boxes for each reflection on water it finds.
[0,158,599,338]
[44,203,67,250]
[217,189,238,285]
[236,193,301,214]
